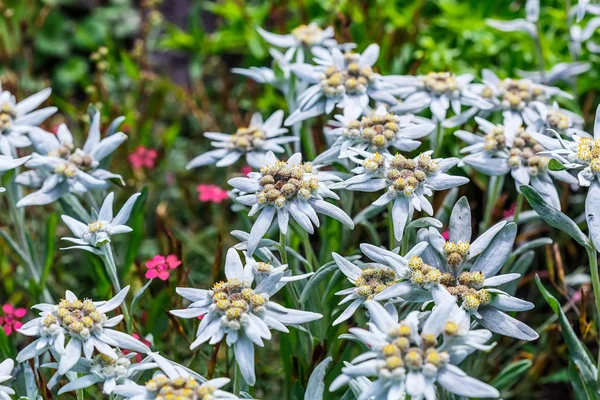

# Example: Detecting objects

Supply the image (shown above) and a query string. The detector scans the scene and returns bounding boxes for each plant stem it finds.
[279,231,288,265]
[481,175,504,230]
[534,27,546,80]
[513,193,524,222]
[233,362,248,394]
[586,242,600,382]
[432,120,444,158]
[102,245,131,332]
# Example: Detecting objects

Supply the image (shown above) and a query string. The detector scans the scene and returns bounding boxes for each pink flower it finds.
[0,304,26,336]
[123,333,152,362]
[240,165,252,176]
[197,184,229,203]
[145,254,182,280]
[442,230,450,240]
[128,146,158,169]
[503,203,516,218]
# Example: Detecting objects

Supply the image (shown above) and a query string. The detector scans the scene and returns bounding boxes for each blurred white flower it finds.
[171,248,321,385]
[313,105,434,164]
[17,287,149,375]
[337,150,468,241]
[390,72,492,124]
[330,300,499,399]
[0,359,15,400]
[228,152,353,255]
[186,110,297,169]
[61,192,140,254]
[0,83,56,156]
[0,154,30,192]
[16,112,127,207]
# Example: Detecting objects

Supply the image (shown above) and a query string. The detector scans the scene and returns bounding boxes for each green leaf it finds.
[535,275,599,394]
[299,261,338,304]
[304,357,332,400]
[548,158,567,171]
[40,212,59,289]
[490,359,532,391]
[520,185,590,248]
[569,360,598,400]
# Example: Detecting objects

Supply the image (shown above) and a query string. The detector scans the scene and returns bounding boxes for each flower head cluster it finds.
[472,70,573,121]
[61,192,140,254]
[17,287,150,375]
[331,242,428,325]
[456,116,577,208]
[523,101,584,137]
[314,105,434,164]
[374,217,538,341]
[338,150,468,240]
[0,83,56,155]
[330,300,499,399]
[286,44,401,124]
[187,110,296,169]
[171,248,321,385]
[258,23,343,62]
[16,112,127,206]
[228,152,353,255]
[390,72,492,123]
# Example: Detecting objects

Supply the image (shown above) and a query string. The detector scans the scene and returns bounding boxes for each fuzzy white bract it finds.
[329,300,499,399]
[186,110,297,169]
[16,112,126,206]
[228,152,353,255]
[171,248,321,385]
[0,359,15,400]
[16,287,149,375]
[0,84,56,156]
[61,192,140,254]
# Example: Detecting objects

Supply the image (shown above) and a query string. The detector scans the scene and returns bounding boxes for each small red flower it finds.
[240,165,252,176]
[0,304,26,336]
[145,254,181,281]
[442,230,450,241]
[503,203,516,218]
[196,184,229,203]
[128,146,158,169]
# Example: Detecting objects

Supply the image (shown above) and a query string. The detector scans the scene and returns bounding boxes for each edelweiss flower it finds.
[313,105,434,164]
[286,44,401,124]
[523,101,584,137]
[258,23,343,63]
[45,350,158,395]
[0,359,15,400]
[486,0,539,39]
[171,248,322,385]
[517,62,591,85]
[456,116,578,209]
[0,83,56,155]
[415,197,507,274]
[186,110,297,169]
[61,192,141,254]
[377,222,539,341]
[232,48,296,95]
[113,351,237,399]
[390,72,492,123]
[16,112,127,207]
[331,242,429,325]
[228,152,353,255]
[338,150,468,241]
[470,69,573,122]
[17,287,150,375]
[329,300,499,399]
[0,154,30,192]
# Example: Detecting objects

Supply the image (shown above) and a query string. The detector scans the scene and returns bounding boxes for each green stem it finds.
[102,245,131,333]
[586,243,600,382]
[433,120,445,158]
[279,231,288,265]
[401,228,411,256]
[481,175,504,230]
[233,361,248,395]
[513,193,524,222]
